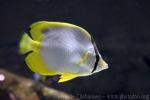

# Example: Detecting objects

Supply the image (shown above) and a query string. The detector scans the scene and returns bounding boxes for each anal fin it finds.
[58,73,79,83]
[25,51,58,75]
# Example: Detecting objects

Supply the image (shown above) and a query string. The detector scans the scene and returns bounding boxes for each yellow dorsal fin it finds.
[58,73,79,83]
[29,21,91,41]
[29,21,51,41]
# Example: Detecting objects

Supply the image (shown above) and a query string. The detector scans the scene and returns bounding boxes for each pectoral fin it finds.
[78,51,89,65]
[58,73,79,83]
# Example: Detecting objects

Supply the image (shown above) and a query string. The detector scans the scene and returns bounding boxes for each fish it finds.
[19,21,108,83]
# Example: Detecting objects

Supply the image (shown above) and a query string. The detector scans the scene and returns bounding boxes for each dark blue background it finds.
[0,0,150,98]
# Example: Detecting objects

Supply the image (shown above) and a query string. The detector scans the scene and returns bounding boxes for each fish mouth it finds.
[99,59,108,70]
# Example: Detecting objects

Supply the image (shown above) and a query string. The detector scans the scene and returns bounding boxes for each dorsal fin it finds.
[28,21,91,41]
[28,21,51,41]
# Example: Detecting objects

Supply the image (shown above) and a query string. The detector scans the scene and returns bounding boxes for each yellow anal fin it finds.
[25,51,58,75]
[58,73,79,83]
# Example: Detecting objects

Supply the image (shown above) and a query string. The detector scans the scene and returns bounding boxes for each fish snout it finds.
[99,58,108,70]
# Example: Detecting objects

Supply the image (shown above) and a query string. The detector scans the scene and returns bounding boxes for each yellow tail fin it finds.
[19,33,34,54]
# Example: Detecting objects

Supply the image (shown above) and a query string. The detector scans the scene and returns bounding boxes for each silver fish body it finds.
[41,26,106,76]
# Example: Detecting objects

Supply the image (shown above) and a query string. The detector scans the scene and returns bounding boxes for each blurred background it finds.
[0,0,150,99]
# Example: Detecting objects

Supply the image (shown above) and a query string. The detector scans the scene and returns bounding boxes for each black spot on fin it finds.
[26,27,33,39]
[23,50,33,58]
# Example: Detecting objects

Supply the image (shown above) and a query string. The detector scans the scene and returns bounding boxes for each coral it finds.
[0,69,76,100]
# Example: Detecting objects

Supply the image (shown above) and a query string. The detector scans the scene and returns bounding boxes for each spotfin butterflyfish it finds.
[19,21,108,83]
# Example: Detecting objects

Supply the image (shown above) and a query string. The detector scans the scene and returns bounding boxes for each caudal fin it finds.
[19,33,33,54]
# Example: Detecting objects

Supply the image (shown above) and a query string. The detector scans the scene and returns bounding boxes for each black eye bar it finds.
[91,37,100,73]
